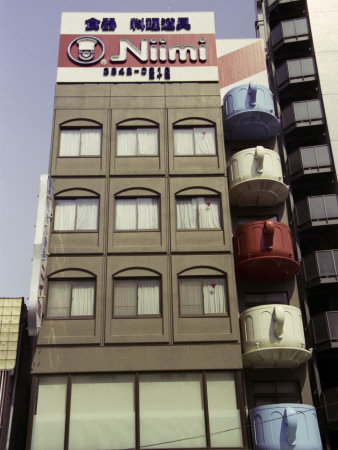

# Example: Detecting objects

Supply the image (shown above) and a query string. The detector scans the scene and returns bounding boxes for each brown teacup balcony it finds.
[233,220,300,281]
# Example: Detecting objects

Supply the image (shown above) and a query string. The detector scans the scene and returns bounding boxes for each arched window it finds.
[59,120,102,157]
[117,119,159,156]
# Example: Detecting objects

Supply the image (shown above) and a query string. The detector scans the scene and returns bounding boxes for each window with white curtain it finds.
[46,280,95,318]
[59,128,101,156]
[115,198,159,230]
[176,197,221,230]
[114,278,160,316]
[117,128,158,156]
[179,277,227,316]
[54,198,99,231]
[245,292,288,307]
[31,372,243,449]
[174,127,216,155]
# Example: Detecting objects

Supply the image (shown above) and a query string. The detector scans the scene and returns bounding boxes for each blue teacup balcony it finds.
[250,404,323,450]
[223,82,280,140]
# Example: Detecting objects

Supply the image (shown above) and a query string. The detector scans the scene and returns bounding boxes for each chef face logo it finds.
[67,36,105,65]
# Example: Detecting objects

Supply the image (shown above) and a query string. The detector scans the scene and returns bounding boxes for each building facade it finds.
[25,9,328,450]
[256,0,338,448]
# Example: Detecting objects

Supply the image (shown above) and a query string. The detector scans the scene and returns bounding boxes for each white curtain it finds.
[117,129,138,155]
[198,197,220,228]
[71,281,95,316]
[76,199,98,230]
[114,279,160,316]
[138,279,160,314]
[54,199,98,231]
[59,130,80,156]
[54,200,76,230]
[80,129,101,156]
[59,129,101,156]
[176,198,198,229]
[174,127,216,155]
[174,129,194,155]
[194,127,216,154]
[176,197,220,229]
[138,128,158,155]
[47,281,71,317]
[117,128,158,155]
[179,279,203,315]
[203,278,226,313]
[115,198,158,230]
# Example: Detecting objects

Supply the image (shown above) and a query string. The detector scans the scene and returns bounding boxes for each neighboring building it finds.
[0,298,31,450]
[25,10,326,450]
[255,0,338,448]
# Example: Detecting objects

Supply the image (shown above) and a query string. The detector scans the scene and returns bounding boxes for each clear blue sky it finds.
[0,0,256,299]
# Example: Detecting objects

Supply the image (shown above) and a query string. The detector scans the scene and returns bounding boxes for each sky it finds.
[0,0,257,299]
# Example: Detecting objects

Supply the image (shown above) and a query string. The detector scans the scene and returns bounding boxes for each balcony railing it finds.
[303,250,338,287]
[223,82,280,140]
[311,311,338,351]
[276,57,317,91]
[296,195,338,231]
[227,146,288,206]
[288,145,334,179]
[282,100,325,136]
[240,304,312,368]
[250,404,322,449]
[322,388,338,425]
[233,220,300,281]
[271,18,310,51]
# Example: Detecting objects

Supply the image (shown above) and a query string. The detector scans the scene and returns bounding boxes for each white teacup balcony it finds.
[240,304,312,368]
[227,146,289,206]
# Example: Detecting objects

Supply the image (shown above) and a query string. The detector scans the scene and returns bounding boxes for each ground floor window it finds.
[30,372,244,450]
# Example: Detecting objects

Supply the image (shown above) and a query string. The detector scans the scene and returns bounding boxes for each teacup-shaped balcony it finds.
[223,82,280,140]
[240,304,312,368]
[227,146,288,206]
[233,220,300,281]
[250,403,322,450]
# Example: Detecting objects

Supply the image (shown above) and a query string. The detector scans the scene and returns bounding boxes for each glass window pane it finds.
[54,200,76,231]
[177,198,198,229]
[139,373,206,448]
[59,130,80,156]
[138,279,160,315]
[309,196,326,220]
[324,195,338,219]
[206,372,243,447]
[47,281,71,317]
[308,100,323,119]
[194,127,216,155]
[203,278,226,313]
[117,129,137,156]
[80,129,101,156]
[114,279,137,316]
[69,374,135,450]
[138,128,158,155]
[76,199,99,230]
[174,129,194,155]
[71,281,95,316]
[137,198,159,230]
[179,278,203,315]
[31,377,67,450]
[198,197,220,228]
[301,147,317,168]
[294,102,309,121]
[316,145,332,167]
[115,199,137,230]
[317,251,336,276]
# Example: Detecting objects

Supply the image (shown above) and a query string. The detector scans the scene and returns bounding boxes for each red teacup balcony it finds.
[233,220,300,281]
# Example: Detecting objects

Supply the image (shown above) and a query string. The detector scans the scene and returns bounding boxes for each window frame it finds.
[46,278,96,320]
[116,126,159,157]
[59,127,102,158]
[53,197,99,233]
[113,277,162,318]
[244,292,289,308]
[114,196,160,232]
[253,380,301,406]
[28,371,246,450]
[178,276,229,317]
[173,126,217,156]
[176,196,222,231]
